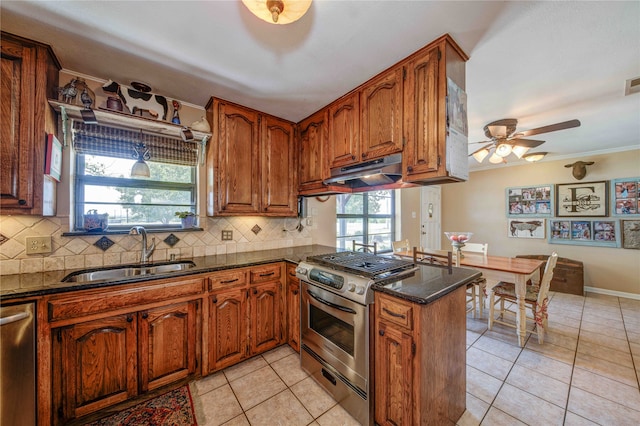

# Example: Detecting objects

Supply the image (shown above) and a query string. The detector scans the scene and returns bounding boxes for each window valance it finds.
[72,122,199,166]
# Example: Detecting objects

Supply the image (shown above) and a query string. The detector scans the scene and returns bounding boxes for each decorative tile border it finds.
[164,233,180,247]
[94,236,115,251]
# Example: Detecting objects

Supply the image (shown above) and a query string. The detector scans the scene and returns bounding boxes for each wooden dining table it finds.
[394,249,544,347]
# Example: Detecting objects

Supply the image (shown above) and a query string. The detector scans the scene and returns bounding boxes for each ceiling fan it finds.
[469,118,581,164]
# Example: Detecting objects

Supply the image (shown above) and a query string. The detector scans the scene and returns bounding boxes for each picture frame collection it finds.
[506,178,640,249]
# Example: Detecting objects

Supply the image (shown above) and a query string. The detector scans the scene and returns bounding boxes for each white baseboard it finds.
[584,286,640,301]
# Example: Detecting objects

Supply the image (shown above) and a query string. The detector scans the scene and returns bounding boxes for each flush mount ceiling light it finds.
[242,0,312,24]
[523,152,548,162]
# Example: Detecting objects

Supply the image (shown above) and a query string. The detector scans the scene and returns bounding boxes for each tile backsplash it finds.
[0,215,311,275]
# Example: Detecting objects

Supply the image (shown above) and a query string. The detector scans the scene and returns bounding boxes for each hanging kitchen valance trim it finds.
[71,122,199,166]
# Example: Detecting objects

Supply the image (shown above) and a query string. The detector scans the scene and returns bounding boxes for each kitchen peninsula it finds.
[0,245,479,425]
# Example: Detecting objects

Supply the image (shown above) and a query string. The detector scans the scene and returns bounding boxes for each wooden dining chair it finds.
[412,247,452,272]
[353,240,378,254]
[461,243,488,318]
[488,252,558,344]
[391,239,410,252]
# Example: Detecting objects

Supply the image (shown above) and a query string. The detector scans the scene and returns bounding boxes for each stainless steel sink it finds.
[62,261,196,283]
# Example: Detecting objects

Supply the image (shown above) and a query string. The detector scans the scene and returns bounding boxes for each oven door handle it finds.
[306,290,357,314]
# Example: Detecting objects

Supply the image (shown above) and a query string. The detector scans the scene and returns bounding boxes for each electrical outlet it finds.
[221,230,233,241]
[26,236,53,254]
[306,217,313,226]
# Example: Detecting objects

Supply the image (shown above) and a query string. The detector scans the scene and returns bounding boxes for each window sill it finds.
[61,227,204,237]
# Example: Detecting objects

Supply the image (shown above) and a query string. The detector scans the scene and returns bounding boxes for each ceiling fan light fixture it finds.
[489,153,505,164]
[523,152,548,162]
[471,148,490,163]
[495,143,512,157]
[242,0,312,24]
[511,145,531,158]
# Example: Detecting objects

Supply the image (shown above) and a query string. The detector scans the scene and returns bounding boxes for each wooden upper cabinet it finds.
[208,99,260,215]
[261,115,297,216]
[360,67,404,161]
[403,36,468,184]
[328,92,360,169]
[1,32,59,215]
[298,109,329,193]
[206,97,297,216]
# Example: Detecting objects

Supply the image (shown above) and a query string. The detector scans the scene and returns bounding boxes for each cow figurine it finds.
[565,161,594,180]
[102,80,169,121]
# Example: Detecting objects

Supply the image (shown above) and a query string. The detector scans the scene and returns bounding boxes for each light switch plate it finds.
[221,230,233,241]
[26,236,53,254]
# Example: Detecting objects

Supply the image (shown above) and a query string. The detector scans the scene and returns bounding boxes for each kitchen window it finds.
[73,123,198,231]
[336,190,395,253]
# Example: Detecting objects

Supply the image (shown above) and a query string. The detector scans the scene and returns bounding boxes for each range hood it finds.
[323,153,403,188]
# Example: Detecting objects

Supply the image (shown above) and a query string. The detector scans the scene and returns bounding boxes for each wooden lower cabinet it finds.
[138,301,198,392]
[286,264,300,352]
[52,314,138,424]
[249,281,282,355]
[374,286,467,425]
[209,287,247,371]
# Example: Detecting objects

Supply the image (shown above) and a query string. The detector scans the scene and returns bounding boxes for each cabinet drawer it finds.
[209,269,248,291]
[377,295,413,330]
[48,278,204,323]
[250,263,282,284]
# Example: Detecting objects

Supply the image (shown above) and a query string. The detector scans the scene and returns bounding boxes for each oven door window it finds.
[309,304,354,356]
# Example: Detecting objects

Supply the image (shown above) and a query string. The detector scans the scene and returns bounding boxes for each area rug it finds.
[86,385,197,425]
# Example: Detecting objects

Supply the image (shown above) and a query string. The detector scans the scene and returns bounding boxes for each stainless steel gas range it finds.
[296,251,417,425]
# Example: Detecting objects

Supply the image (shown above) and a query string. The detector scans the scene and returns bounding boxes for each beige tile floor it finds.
[190,291,640,425]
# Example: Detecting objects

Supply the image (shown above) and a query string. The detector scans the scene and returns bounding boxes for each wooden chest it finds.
[516,255,584,296]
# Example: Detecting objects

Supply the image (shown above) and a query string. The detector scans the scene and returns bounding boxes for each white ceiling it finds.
[2,1,639,171]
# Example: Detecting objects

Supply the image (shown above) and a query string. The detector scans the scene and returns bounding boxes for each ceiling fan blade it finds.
[515,119,581,138]
[484,118,518,138]
[469,140,494,145]
[511,139,545,148]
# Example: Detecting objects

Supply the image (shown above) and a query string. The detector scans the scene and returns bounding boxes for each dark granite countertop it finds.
[0,244,338,301]
[0,245,481,305]
[372,264,481,304]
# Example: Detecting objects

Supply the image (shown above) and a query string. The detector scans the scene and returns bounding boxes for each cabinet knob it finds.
[141,313,148,319]
[379,329,385,336]
[351,155,356,160]
[18,199,27,205]
[407,166,414,173]
[362,153,367,158]
[293,290,299,295]
[126,315,133,323]
[212,297,218,303]
[253,288,258,295]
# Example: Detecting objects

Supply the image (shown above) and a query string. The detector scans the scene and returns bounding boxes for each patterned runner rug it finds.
[85,385,197,425]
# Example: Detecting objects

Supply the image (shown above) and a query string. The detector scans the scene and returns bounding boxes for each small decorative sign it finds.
[556,181,608,217]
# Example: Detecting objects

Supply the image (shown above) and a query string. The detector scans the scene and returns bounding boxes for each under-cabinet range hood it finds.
[323,153,403,188]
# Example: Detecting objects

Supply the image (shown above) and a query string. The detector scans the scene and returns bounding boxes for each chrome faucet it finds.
[129,226,156,263]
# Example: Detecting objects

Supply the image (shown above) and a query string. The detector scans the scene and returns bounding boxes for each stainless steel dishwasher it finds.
[1,302,36,425]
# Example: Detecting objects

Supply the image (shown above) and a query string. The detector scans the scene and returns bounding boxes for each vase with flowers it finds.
[175,211,197,229]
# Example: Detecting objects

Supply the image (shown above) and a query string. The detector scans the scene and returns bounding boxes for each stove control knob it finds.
[347,283,356,292]
[295,267,308,276]
[355,285,365,295]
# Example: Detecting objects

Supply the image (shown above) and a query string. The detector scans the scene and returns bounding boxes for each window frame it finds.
[74,153,197,231]
[336,190,396,253]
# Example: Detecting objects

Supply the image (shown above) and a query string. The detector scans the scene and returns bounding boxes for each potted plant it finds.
[175,211,197,229]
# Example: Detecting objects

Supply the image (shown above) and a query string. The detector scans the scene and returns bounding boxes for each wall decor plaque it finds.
[556,181,608,217]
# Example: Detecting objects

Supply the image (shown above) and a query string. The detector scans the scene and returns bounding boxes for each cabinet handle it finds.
[383,307,406,319]
[259,272,275,277]
[141,313,148,319]
[126,315,133,323]
[379,329,385,336]
[220,278,239,284]
[253,288,258,295]
[407,166,414,173]
[18,199,26,205]
[212,297,218,303]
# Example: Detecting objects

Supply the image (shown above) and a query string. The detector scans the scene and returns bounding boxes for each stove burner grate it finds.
[306,251,415,278]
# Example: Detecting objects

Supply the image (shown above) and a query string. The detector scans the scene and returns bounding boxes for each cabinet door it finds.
[374,321,414,426]
[403,45,444,181]
[328,92,360,169]
[298,109,329,193]
[249,281,282,355]
[209,288,247,372]
[138,301,197,392]
[360,67,403,161]
[286,265,300,352]
[1,37,37,211]
[214,100,260,214]
[261,115,297,216]
[53,314,137,424]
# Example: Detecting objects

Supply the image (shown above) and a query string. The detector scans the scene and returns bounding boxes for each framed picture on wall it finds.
[556,181,608,217]
[549,219,619,247]
[506,185,553,217]
[621,220,640,249]
[45,134,63,182]
[508,219,546,239]
[611,178,640,216]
